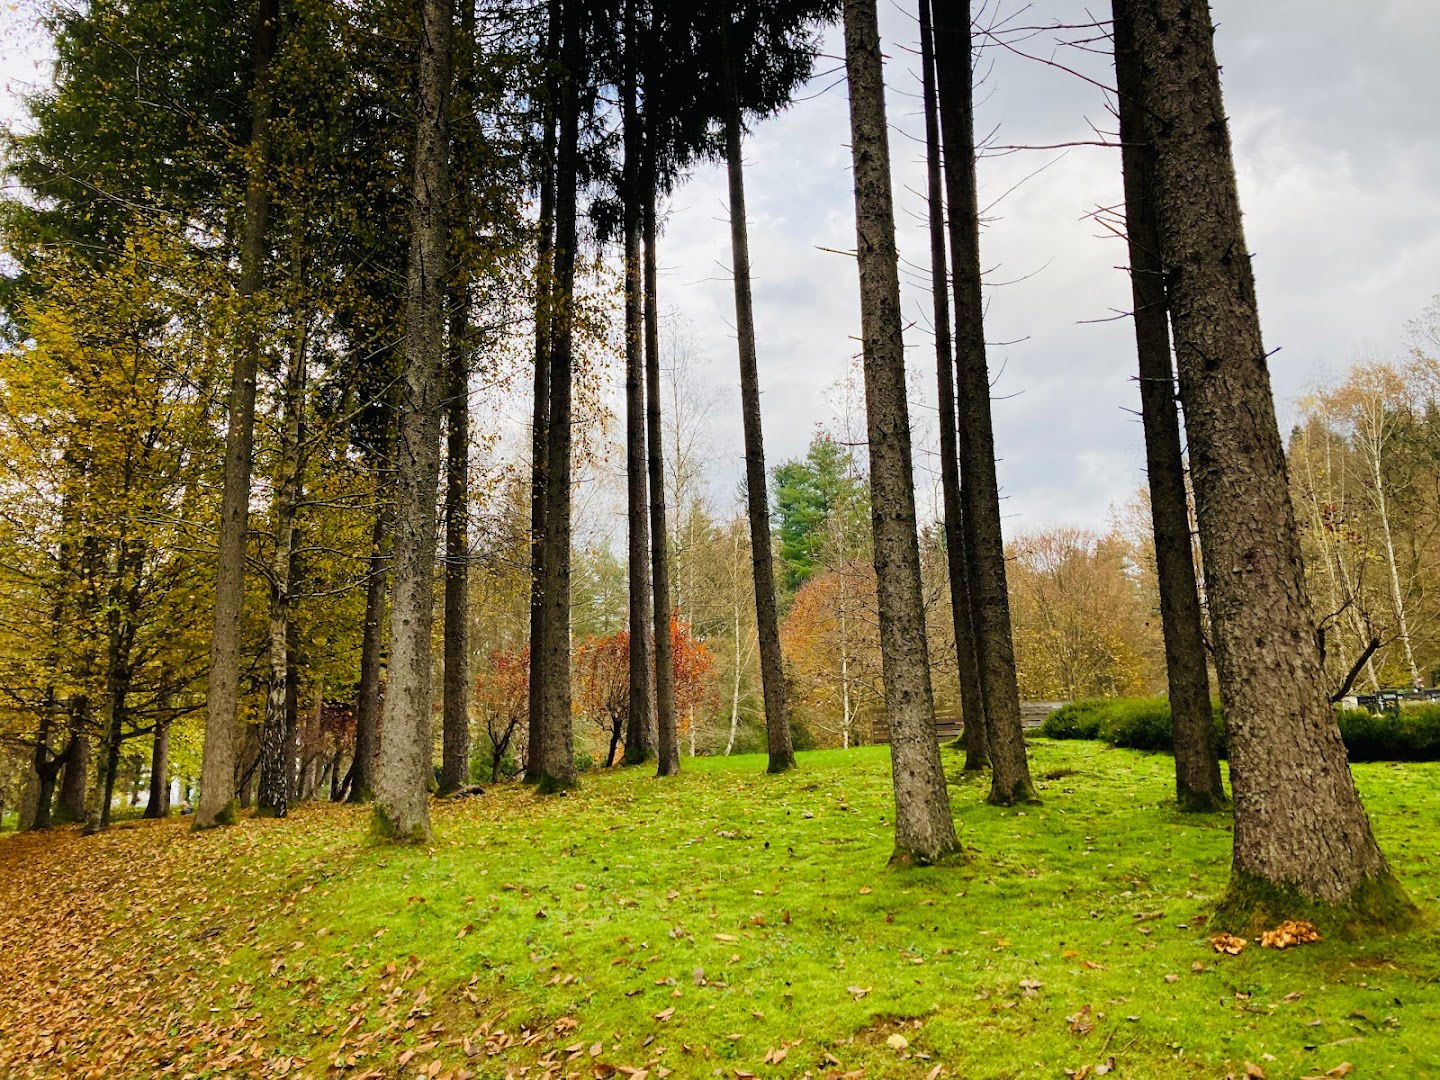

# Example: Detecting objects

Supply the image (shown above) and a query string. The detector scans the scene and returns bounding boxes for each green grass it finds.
[4,739,1440,1078]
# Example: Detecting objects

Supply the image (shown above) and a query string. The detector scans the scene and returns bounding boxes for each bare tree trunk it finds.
[1112,2,1225,812]
[727,528,744,756]
[842,0,958,866]
[722,33,794,774]
[534,0,583,793]
[1372,452,1421,688]
[1118,0,1409,926]
[440,290,472,794]
[258,320,306,818]
[350,499,388,803]
[645,161,679,777]
[196,0,279,830]
[525,0,560,784]
[55,720,89,825]
[144,716,171,819]
[621,12,656,766]
[919,0,987,771]
[933,0,1035,805]
[373,0,451,843]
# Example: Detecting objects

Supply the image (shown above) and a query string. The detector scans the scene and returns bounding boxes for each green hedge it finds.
[1043,697,1440,762]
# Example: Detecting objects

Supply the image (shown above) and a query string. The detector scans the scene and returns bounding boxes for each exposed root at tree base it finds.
[1212,869,1421,938]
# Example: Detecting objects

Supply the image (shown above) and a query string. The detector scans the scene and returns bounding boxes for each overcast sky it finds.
[4,1,1439,539]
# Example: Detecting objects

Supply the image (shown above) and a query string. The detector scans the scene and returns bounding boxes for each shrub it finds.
[1098,697,1175,751]
[1040,699,1108,740]
[1339,703,1440,762]
[574,750,596,773]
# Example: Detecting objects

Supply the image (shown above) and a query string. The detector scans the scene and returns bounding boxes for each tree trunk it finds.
[841,0,958,866]
[621,12,656,766]
[533,0,584,793]
[350,498,388,803]
[722,33,794,774]
[525,0,561,784]
[645,159,679,777]
[440,288,472,794]
[919,0,987,771]
[933,0,1035,805]
[196,0,279,830]
[258,320,306,818]
[55,719,89,825]
[144,717,171,819]
[1118,0,1409,926]
[1112,2,1225,812]
[373,0,451,843]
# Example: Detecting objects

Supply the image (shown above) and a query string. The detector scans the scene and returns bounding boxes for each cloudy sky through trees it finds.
[4,0,1437,532]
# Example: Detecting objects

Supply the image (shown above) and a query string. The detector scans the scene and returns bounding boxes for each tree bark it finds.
[533,0,584,793]
[933,0,1036,805]
[919,0,987,771]
[350,497,388,803]
[373,0,451,843]
[722,32,794,774]
[525,0,560,783]
[144,716,171,819]
[55,719,89,825]
[841,0,958,866]
[196,0,279,830]
[1111,1,1224,812]
[1118,0,1408,924]
[645,158,679,777]
[258,319,306,818]
[440,288,472,794]
[621,10,656,766]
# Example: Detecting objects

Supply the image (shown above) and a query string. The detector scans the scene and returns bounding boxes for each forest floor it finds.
[1,741,1438,1079]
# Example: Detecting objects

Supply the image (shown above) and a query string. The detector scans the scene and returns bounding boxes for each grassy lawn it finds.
[1,739,1438,1078]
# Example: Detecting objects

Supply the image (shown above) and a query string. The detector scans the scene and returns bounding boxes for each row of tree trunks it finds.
[371,0,451,842]
[1114,0,1409,925]
[722,33,794,775]
[918,0,987,773]
[1110,1,1225,813]
[932,0,1036,806]
[841,0,958,865]
[195,0,279,830]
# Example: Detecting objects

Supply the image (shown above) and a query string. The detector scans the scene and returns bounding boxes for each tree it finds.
[918,0,985,771]
[932,0,1035,806]
[474,647,530,782]
[195,0,280,831]
[773,435,869,592]
[1111,1,1225,810]
[1117,0,1411,927]
[372,0,452,843]
[841,0,957,865]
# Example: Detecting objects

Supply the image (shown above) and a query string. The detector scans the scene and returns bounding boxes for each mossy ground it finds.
[3,740,1439,1077]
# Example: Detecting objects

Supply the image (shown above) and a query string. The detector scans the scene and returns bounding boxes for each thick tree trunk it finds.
[55,720,89,825]
[196,0,279,830]
[933,0,1035,805]
[28,716,59,832]
[919,0,987,771]
[258,324,306,818]
[144,717,171,819]
[645,163,679,777]
[722,36,794,774]
[349,499,388,803]
[1118,0,1408,925]
[524,0,560,784]
[841,0,958,866]
[440,290,472,794]
[1111,2,1224,813]
[533,0,584,793]
[621,20,656,767]
[373,0,451,843]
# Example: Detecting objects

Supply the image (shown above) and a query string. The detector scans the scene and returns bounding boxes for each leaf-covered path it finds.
[2,742,1438,1078]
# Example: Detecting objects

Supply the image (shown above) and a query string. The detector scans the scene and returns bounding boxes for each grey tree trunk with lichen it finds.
[842,0,959,866]
[1111,0,1225,813]
[195,0,278,830]
[932,0,1034,805]
[373,0,451,843]
[1118,0,1409,926]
